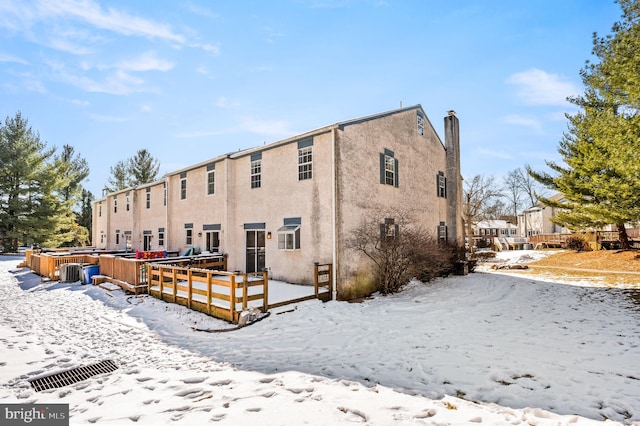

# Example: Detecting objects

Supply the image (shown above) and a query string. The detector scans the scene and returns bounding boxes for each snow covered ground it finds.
[0,251,638,425]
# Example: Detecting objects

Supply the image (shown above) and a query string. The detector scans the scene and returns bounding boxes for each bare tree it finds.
[463,175,503,251]
[517,165,546,207]
[503,168,524,220]
[347,206,460,294]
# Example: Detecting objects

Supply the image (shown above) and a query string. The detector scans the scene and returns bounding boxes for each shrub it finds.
[565,235,591,252]
[347,208,464,295]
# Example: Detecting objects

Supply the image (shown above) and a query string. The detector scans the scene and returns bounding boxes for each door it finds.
[205,231,220,253]
[246,230,265,273]
[143,235,152,251]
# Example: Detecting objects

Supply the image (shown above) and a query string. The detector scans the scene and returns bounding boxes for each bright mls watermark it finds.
[1,404,68,425]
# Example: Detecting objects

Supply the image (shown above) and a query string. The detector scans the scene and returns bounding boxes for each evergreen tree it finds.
[104,160,129,194]
[529,0,640,249]
[0,112,58,251]
[53,145,90,247]
[128,149,160,186]
[103,149,160,194]
[78,189,94,242]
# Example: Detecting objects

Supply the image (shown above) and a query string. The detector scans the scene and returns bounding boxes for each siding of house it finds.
[334,107,454,295]
[92,105,463,298]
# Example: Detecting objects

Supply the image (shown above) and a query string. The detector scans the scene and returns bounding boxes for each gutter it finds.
[331,127,338,301]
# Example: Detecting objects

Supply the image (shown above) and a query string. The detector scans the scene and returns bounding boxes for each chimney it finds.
[445,111,463,245]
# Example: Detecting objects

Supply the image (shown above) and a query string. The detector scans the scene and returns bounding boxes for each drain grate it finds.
[29,360,118,392]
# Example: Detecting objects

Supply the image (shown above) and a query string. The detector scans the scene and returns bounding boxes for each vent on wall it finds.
[28,360,118,392]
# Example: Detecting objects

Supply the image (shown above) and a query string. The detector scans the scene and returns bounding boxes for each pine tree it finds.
[104,160,129,194]
[128,149,160,186]
[53,145,90,247]
[103,149,160,195]
[529,0,640,249]
[0,112,58,251]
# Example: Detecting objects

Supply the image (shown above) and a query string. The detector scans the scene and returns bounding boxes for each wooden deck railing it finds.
[147,264,267,323]
[314,263,333,301]
[98,253,227,291]
[29,253,99,280]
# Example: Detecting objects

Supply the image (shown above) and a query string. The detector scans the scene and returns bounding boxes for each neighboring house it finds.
[517,193,571,237]
[472,219,527,250]
[92,105,463,299]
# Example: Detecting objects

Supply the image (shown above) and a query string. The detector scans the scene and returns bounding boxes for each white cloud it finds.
[37,0,185,43]
[0,52,29,64]
[502,114,543,132]
[116,51,174,72]
[88,113,128,122]
[240,116,296,137]
[215,96,240,108]
[507,69,579,106]
[476,147,513,160]
[140,104,152,112]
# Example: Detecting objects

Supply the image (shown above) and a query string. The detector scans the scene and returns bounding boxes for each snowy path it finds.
[0,254,638,425]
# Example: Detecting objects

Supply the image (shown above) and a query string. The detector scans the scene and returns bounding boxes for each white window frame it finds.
[251,159,261,188]
[180,177,187,200]
[185,229,192,245]
[385,155,395,186]
[298,146,312,180]
[207,170,215,195]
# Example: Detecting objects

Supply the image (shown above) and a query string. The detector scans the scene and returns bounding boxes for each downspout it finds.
[331,127,338,300]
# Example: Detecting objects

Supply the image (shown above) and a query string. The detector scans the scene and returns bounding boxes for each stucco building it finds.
[92,105,463,299]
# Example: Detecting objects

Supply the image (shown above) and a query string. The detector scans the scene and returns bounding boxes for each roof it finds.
[474,220,517,229]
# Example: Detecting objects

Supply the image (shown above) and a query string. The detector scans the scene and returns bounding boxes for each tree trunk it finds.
[617,222,631,250]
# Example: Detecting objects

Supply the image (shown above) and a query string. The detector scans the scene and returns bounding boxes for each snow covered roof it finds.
[474,219,517,229]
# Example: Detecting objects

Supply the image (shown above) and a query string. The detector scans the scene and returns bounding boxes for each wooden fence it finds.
[314,263,333,301]
[147,264,267,323]
[99,254,227,293]
[29,252,99,280]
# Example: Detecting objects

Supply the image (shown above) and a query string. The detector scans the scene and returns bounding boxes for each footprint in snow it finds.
[182,377,206,384]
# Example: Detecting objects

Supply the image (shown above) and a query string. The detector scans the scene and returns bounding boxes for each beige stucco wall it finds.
[224,132,334,284]
[91,105,462,296]
[334,108,450,296]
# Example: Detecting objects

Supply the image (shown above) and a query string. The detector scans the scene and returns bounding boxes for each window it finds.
[180,172,187,200]
[100,232,104,244]
[380,218,398,241]
[437,171,447,198]
[146,188,150,209]
[158,228,165,246]
[278,217,301,250]
[438,222,448,241]
[163,183,167,206]
[126,192,130,211]
[98,202,102,217]
[115,232,120,245]
[417,112,425,135]
[186,229,192,245]
[251,153,262,188]
[114,196,117,213]
[207,164,215,195]
[379,149,398,187]
[298,139,313,180]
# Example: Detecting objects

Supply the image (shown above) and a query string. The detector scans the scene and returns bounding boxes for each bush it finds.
[565,235,591,252]
[347,208,464,295]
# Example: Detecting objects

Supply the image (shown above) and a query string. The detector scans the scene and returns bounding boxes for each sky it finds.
[0,0,624,198]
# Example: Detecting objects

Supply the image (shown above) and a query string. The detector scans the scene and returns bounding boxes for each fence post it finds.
[263,270,268,312]
[172,267,177,303]
[242,274,248,310]
[230,275,236,323]
[187,268,192,309]
[207,272,212,315]
[314,262,319,297]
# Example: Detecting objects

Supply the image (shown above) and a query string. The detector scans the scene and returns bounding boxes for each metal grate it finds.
[29,360,118,392]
